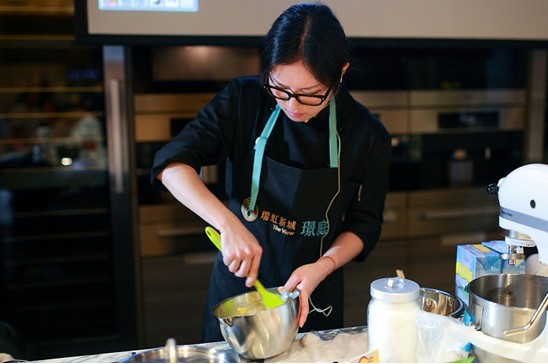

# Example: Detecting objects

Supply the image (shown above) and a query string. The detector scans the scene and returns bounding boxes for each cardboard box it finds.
[455,241,526,306]
[455,244,501,306]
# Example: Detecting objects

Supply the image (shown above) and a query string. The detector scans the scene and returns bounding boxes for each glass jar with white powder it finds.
[367,276,420,362]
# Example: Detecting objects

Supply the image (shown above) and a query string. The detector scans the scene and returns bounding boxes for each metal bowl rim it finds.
[212,286,299,318]
[121,345,241,363]
[419,286,464,316]
[468,273,548,310]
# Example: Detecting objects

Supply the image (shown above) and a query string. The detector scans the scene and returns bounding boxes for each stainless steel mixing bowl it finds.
[122,339,240,363]
[419,287,464,317]
[213,287,299,360]
[468,274,548,363]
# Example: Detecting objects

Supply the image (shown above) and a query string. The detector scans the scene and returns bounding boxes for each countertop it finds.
[30,314,483,363]
[33,326,368,363]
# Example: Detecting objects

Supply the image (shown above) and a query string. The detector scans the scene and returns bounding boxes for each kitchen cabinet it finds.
[138,203,217,346]
[406,188,499,238]
[141,254,213,347]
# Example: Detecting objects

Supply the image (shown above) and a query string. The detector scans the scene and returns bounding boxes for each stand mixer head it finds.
[491,164,548,276]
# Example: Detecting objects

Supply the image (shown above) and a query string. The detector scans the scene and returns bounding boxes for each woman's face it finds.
[268,61,335,123]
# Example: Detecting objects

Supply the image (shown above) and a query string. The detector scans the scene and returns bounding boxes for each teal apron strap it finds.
[248,99,338,212]
[329,99,339,168]
[248,105,281,212]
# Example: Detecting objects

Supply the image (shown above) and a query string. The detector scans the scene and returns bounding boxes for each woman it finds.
[152,2,391,342]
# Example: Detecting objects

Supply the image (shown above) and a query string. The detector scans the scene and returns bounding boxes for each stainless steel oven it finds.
[352,89,526,191]
[408,89,525,133]
[134,92,221,202]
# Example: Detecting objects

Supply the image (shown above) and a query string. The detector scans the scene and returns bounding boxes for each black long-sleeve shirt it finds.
[152,76,391,261]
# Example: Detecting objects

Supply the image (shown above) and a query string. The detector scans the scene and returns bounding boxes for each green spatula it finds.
[205,226,285,309]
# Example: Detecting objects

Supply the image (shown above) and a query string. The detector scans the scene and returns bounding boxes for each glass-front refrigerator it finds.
[0,15,138,360]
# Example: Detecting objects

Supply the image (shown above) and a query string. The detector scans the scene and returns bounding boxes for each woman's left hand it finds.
[283,257,335,327]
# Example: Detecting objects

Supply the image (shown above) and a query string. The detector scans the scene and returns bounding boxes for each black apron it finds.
[202,101,346,342]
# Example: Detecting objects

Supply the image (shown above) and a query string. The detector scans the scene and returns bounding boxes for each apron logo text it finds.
[260,210,297,236]
[301,220,329,237]
[259,209,329,238]
[272,224,296,236]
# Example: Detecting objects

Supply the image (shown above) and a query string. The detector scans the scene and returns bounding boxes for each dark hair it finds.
[260,2,349,88]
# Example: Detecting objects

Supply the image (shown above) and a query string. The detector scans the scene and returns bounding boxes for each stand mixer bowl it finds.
[468,274,548,362]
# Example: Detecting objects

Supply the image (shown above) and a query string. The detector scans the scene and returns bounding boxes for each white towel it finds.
[267,331,368,363]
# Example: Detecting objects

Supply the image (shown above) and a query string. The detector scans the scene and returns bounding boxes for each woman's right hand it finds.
[219,223,263,287]
[158,163,263,286]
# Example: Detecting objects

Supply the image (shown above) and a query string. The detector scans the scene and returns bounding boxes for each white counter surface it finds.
[33,326,367,363]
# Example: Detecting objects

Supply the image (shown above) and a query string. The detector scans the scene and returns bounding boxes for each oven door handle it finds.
[421,206,499,220]
[183,252,217,265]
[156,226,206,238]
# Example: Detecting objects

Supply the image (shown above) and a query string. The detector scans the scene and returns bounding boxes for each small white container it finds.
[367,277,420,362]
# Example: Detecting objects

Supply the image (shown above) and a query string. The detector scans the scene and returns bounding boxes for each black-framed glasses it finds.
[264,82,334,106]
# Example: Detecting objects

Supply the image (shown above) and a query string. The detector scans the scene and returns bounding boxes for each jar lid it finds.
[370,277,420,303]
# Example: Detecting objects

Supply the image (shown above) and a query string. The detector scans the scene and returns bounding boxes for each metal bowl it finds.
[122,339,240,363]
[468,274,548,362]
[213,287,299,360]
[419,287,464,318]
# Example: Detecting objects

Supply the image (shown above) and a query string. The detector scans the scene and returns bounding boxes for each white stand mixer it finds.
[494,163,548,275]
[469,164,548,361]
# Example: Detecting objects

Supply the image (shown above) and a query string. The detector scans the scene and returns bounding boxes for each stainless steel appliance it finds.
[0,40,138,359]
[134,92,220,206]
[408,89,525,190]
[468,273,548,362]
[461,164,548,362]
[351,89,526,191]
[495,164,548,274]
